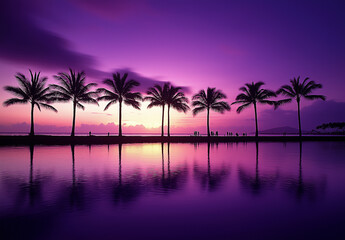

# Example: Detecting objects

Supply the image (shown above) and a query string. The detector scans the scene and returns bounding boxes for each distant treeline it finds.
[316,122,345,130]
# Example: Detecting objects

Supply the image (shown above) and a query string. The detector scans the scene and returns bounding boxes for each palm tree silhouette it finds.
[192,88,230,137]
[3,70,57,136]
[165,83,189,137]
[144,84,169,136]
[276,77,325,137]
[50,69,98,136]
[97,73,142,136]
[232,82,276,137]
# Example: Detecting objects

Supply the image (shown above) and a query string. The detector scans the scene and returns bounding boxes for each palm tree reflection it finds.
[238,142,278,195]
[6,145,46,208]
[283,142,326,201]
[27,145,44,206]
[112,144,142,203]
[69,145,84,208]
[194,143,229,191]
[161,143,165,179]
[167,142,171,178]
[154,143,188,192]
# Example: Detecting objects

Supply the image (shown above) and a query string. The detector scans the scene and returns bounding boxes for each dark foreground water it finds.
[1,142,345,240]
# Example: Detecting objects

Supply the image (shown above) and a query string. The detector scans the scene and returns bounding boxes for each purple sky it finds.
[1,0,344,134]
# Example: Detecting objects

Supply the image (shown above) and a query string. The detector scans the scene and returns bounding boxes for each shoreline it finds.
[0,135,344,146]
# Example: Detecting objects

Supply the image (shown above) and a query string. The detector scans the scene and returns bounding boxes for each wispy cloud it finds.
[0,1,97,74]
[91,112,113,116]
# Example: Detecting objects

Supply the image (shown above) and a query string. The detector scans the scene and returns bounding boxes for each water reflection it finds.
[237,142,326,201]
[238,142,279,195]
[194,143,230,191]
[4,145,48,208]
[153,143,188,192]
[112,143,143,204]
[69,145,85,208]
[283,142,326,201]
[0,142,343,240]
[27,145,43,206]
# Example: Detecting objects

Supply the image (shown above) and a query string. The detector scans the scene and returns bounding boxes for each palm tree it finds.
[3,70,57,136]
[97,72,142,136]
[165,83,189,137]
[50,69,98,136]
[232,82,276,138]
[144,83,169,136]
[192,88,230,137]
[276,77,325,137]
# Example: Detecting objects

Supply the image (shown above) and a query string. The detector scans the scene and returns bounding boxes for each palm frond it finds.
[98,95,117,102]
[211,101,231,112]
[39,103,58,112]
[76,102,85,110]
[192,100,207,107]
[124,99,141,110]
[104,100,116,111]
[274,99,292,109]
[258,100,276,105]
[236,103,251,113]
[4,86,28,99]
[3,98,28,106]
[147,101,163,109]
[304,94,326,101]
[192,106,206,116]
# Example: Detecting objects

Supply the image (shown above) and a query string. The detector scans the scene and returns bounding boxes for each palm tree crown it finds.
[192,87,230,137]
[3,70,57,136]
[50,68,98,136]
[165,83,189,137]
[97,72,142,136]
[144,83,169,136]
[232,82,276,137]
[276,76,325,137]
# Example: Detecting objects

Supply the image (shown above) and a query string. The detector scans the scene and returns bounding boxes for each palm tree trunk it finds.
[118,143,122,185]
[119,100,122,137]
[256,141,259,169]
[297,99,302,137]
[161,143,164,178]
[71,101,76,136]
[167,104,170,137]
[207,107,210,137]
[254,102,258,138]
[29,144,34,205]
[161,104,165,137]
[167,142,170,177]
[207,142,211,177]
[30,145,34,184]
[30,102,34,136]
[299,141,302,166]
[71,145,76,187]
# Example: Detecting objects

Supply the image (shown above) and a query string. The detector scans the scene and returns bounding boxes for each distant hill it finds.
[260,126,301,134]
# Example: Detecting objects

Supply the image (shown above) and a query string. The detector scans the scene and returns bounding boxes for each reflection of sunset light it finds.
[124,143,162,159]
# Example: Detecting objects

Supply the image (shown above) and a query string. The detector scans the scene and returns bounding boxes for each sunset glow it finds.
[1,0,345,135]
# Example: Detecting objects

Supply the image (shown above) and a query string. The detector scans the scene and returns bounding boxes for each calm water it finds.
[1,142,345,240]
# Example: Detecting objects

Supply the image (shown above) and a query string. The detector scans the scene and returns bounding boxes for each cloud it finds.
[0,1,189,94]
[91,112,113,116]
[110,68,191,93]
[70,0,151,20]
[0,0,97,75]
[0,120,248,136]
[0,122,159,134]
